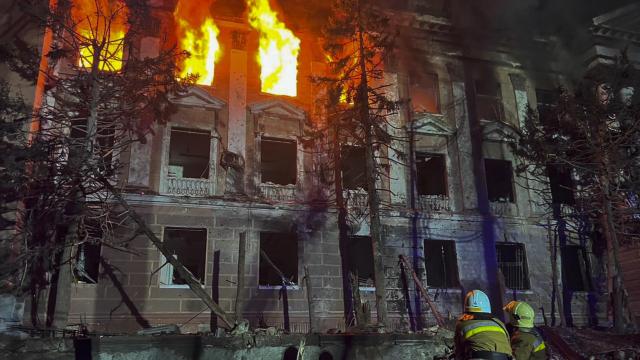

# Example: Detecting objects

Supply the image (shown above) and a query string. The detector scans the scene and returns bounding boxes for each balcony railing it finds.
[343,189,369,208]
[418,195,452,212]
[165,176,211,197]
[259,183,297,202]
[490,201,518,217]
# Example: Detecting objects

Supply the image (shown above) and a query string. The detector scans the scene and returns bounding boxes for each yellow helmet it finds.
[503,301,535,328]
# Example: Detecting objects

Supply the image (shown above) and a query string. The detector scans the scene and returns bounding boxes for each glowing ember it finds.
[247,0,300,97]
[174,0,221,86]
[72,0,128,72]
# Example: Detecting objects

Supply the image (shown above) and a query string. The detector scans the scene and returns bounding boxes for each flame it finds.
[247,0,300,97]
[72,0,128,72]
[174,0,221,86]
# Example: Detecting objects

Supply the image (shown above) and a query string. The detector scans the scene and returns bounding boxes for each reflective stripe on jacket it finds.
[461,320,509,339]
[511,328,548,360]
[454,315,512,359]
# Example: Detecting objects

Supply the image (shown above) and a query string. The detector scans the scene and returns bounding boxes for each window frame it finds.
[484,158,516,203]
[258,231,300,290]
[474,79,505,122]
[495,242,531,291]
[159,226,209,289]
[409,72,441,114]
[561,244,592,292]
[415,152,449,197]
[423,239,460,289]
[259,136,298,186]
[347,235,376,291]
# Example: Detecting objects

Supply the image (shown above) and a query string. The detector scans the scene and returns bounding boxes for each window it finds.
[168,128,211,179]
[561,245,591,291]
[484,159,515,203]
[259,232,298,287]
[496,243,530,290]
[74,218,103,284]
[475,79,504,121]
[341,146,367,190]
[347,236,375,288]
[69,118,116,174]
[424,240,459,288]
[536,88,559,130]
[416,153,447,196]
[547,165,575,205]
[410,73,440,113]
[161,227,207,286]
[261,137,297,185]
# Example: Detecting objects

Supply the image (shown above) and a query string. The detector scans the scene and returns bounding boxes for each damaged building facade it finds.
[8,1,640,333]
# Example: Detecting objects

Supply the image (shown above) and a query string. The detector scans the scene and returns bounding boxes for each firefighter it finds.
[503,301,548,360]
[455,290,513,360]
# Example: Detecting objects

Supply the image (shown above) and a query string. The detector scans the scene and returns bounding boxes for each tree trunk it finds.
[356,21,388,327]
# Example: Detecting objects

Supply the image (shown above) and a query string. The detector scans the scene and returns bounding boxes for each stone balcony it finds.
[343,189,369,208]
[164,176,213,197]
[418,195,452,212]
[489,201,518,217]
[259,183,297,202]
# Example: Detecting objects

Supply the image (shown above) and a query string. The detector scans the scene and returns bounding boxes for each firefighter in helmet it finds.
[503,301,548,360]
[454,290,513,360]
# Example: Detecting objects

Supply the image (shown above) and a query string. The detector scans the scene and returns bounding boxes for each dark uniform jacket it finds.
[454,313,513,359]
[510,327,548,360]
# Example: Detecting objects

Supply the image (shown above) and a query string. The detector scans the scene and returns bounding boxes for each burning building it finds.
[3,0,640,337]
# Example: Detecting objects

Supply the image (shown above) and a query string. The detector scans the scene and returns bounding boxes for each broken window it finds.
[347,236,375,288]
[496,243,530,290]
[168,128,211,179]
[416,153,447,196]
[74,220,103,284]
[161,227,207,285]
[475,79,504,121]
[484,159,515,203]
[260,137,297,185]
[410,73,440,113]
[547,165,575,205]
[561,245,591,291]
[424,240,459,288]
[259,232,298,286]
[536,88,559,130]
[341,145,367,190]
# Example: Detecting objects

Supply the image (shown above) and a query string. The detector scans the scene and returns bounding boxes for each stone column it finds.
[383,72,408,206]
[228,31,248,159]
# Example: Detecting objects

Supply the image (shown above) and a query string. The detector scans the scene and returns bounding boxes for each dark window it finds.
[341,146,367,190]
[496,243,530,290]
[347,236,375,288]
[536,88,559,129]
[169,128,211,179]
[163,227,207,285]
[261,137,297,185]
[416,153,447,196]
[74,219,102,284]
[410,73,440,113]
[484,159,515,202]
[547,165,575,205]
[561,245,591,291]
[69,118,115,174]
[475,79,504,121]
[424,240,459,288]
[259,232,298,286]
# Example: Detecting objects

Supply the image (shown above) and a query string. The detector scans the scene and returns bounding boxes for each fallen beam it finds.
[399,255,445,327]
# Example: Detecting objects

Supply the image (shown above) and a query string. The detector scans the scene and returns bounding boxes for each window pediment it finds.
[414,114,454,136]
[481,120,519,142]
[248,99,306,121]
[170,87,226,110]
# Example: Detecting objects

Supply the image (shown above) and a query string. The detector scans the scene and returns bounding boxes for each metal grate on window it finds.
[496,243,530,290]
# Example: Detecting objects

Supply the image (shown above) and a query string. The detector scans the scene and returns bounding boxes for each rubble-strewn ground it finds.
[544,327,640,359]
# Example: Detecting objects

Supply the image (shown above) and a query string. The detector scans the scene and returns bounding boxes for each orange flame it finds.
[71,0,128,72]
[247,0,300,97]
[174,0,221,86]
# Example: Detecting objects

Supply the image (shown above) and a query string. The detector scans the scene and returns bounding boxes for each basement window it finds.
[341,145,367,190]
[547,165,575,205]
[161,227,207,287]
[168,128,211,179]
[410,73,440,113]
[416,153,447,196]
[496,243,530,290]
[561,245,591,292]
[259,232,298,287]
[347,236,375,288]
[261,137,297,185]
[475,79,504,121]
[74,220,103,284]
[424,240,459,288]
[484,159,515,203]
